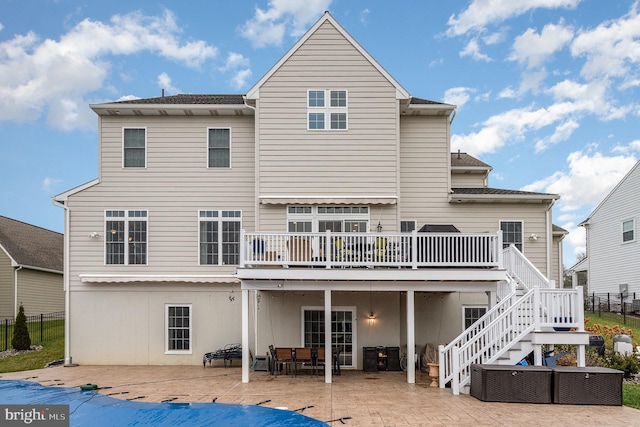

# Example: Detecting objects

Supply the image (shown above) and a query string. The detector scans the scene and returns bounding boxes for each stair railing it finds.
[503,244,551,290]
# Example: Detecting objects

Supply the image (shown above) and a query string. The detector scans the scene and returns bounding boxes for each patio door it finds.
[301,306,356,368]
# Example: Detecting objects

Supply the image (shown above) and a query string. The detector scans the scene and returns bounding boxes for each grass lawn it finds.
[0,336,64,374]
[624,383,640,409]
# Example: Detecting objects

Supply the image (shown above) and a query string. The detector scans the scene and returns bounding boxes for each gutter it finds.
[52,197,74,366]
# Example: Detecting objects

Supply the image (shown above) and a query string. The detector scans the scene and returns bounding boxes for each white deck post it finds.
[407,290,415,384]
[242,288,250,383]
[325,289,332,384]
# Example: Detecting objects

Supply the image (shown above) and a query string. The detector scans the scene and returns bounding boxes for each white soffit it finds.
[259,196,397,205]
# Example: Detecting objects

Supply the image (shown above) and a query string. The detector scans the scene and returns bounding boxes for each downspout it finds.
[546,199,556,286]
[243,96,259,358]
[52,198,73,366]
[14,266,23,318]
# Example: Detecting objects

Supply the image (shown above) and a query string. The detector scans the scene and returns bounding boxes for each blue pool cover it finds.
[0,380,328,426]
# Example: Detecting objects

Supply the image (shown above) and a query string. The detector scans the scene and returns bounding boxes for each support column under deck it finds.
[325,289,332,384]
[242,288,250,383]
[407,290,415,384]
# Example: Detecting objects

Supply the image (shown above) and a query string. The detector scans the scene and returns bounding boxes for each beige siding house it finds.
[0,216,64,319]
[55,12,585,392]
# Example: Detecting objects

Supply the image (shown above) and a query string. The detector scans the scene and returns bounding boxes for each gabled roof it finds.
[451,187,559,204]
[0,216,63,273]
[579,160,640,227]
[451,152,492,173]
[246,11,410,101]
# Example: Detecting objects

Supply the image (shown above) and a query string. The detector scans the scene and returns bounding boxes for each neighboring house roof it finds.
[451,187,560,203]
[552,224,569,236]
[110,94,245,105]
[0,216,63,273]
[569,256,588,272]
[246,11,411,101]
[579,160,640,227]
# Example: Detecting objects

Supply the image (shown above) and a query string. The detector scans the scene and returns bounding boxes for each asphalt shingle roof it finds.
[0,216,63,272]
[111,94,246,105]
[452,188,557,197]
[451,153,492,168]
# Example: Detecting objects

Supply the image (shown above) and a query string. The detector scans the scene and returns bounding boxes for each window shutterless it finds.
[123,128,146,168]
[105,210,148,265]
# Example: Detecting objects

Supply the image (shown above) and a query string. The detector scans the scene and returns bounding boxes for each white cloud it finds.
[571,4,640,82]
[482,30,506,45]
[42,177,62,192]
[229,69,253,90]
[222,52,250,71]
[498,86,518,99]
[443,87,476,109]
[519,69,548,94]
[460,39,491,61]
[522,149,637,212]
[157,72,179,95]
[0,10,218,130]
[239,0,333,48]
[446,0,582,37]
[534,119,579,152]
[509,21,574,69]
[360,8,370,25]
[631,139,640,151]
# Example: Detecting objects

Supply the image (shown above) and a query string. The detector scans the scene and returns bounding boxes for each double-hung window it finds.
[166,304,191,353]
[307,90,347,130]
[123,128,146,168]
[622,219,635,243]
[500,220,523,251]
[199,210,242,265]
[105,210,148,265]
[208,128,231,168]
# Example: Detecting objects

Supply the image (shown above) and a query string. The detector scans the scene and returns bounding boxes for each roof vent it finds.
[457,149,461,159]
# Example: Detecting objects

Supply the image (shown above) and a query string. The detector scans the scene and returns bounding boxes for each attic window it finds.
[308,90,347,130]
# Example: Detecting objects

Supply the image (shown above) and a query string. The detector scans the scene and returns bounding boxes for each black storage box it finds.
[471,364,553,403]
[363,347,378,372]
[386,346,401,371]
[552,366,623,405]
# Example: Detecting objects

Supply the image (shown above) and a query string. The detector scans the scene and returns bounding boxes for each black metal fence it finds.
[585,292,640,330]
[0,311,65,351]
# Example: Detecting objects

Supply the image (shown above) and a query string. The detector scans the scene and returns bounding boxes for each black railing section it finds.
[1,311,65,351]
[585,292,640,330]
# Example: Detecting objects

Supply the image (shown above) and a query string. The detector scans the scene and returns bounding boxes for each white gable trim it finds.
[53,178,100,203]
[246,11,410,101]
[579,160,640,227]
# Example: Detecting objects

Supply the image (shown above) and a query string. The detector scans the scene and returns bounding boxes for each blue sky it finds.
[1,0,639,268]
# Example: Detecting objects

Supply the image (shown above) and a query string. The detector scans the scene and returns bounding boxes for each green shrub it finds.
[11,305,31,351]
[606,352,640,377]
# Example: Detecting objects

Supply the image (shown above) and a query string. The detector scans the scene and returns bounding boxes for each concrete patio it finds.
[1,365,638,426]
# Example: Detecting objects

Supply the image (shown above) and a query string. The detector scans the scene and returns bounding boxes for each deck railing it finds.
[240,230,503,269]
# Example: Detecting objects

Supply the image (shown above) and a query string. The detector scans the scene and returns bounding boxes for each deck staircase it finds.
[439,245,588,395]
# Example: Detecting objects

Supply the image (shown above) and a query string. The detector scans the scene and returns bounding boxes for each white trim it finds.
[260,196,397,205]
[622,218,636,243]
[462,305,488,329]
[53,179,99,203]
[79,274,237,283]
[165,303,193,355]
[307,89,348,131]
[499,219,524,253]
[104,209,149,266]
[198,210,243,266]
[580,161,640,227]
[301,305,357,369]
[246,12,410,100]
[207,127,232,169]
[122,127,147,169]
